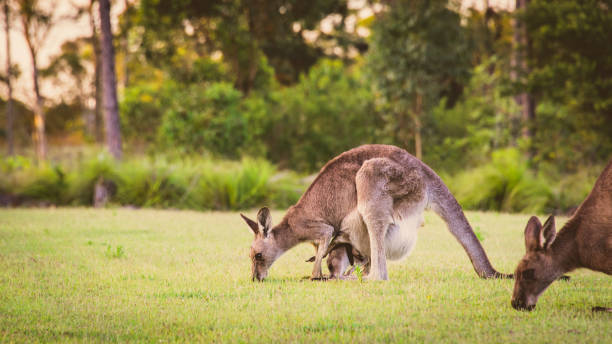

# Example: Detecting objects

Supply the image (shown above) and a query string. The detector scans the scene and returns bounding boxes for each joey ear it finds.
[240,213,259,235]
[257,207,272,236]
[541,215,557,250]
[524,216,542,252]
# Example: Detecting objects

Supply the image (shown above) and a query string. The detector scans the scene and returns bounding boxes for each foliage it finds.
[191,158,275,210]
[445,147,600,214]
[121,59,379,172]
[423,57,521,172]
[0,154,305,210]
[44,101,83,136]
[0,98,34,146]
[41,38,91,104]
[354,264,363,283]
[136,0,361,89]
[447,148,552,213]
[521,0,612,116]
[120,82,165,144]
[67,154,122,205]
[463,7,514,66]
[17,165,68,204]
[264,59,379,171]
[156,82,248,158]
[105,244,125,259]
[367,0,471,153]
[4,0,612,215]
[528,100,612,173]
[519,0,612,167]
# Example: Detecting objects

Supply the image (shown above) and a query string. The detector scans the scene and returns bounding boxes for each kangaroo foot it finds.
[493,272,514,279]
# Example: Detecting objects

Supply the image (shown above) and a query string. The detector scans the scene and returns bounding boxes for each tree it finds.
[512,0,535,157]
[42,38,92,139]
[519,0,612,167]
[137,0,362,92]
[119,0,133,89]
[98,0,122,159]
[3,0,15,155]
[367,0,471,160]
[17,0,54,161]
[88,0,103,142]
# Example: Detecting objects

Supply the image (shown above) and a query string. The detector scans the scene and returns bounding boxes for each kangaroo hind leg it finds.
[355,158,401,281]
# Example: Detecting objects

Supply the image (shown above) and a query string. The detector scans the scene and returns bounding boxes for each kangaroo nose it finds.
[512,299,535,311]
[511,299,519,310]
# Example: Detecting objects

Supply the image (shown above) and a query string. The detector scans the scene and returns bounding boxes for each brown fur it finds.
[241,144,508,281]
[511,158,612,311]
[305,243,370,279]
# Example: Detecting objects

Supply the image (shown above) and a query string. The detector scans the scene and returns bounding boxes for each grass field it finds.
[0,208,610,343]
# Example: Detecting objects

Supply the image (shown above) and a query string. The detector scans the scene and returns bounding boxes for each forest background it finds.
[1,0,611,214]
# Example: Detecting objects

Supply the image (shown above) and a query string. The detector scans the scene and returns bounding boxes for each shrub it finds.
[545,167,599,214]
[190,158,275,210]
[0,153,307,210]
[447,148,552,213]
[2,147,597,213]
[120,83,165,143]
[67,154,121,205]
[18,165,69,204]
[157,82,250,158]
[263,59,380,172]
[423,58,521,173]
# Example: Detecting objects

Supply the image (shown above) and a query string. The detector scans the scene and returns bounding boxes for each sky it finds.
[0,0,125,104]
[0,0,514,107]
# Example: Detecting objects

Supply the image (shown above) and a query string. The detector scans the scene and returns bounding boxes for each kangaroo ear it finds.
[240,213,259,235]
[541,215,557,250]
[257,207,272,237]
[524,216,542,252]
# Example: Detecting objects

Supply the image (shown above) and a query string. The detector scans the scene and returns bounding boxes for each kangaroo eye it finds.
[522,269,536,280]
[254,253,263,261]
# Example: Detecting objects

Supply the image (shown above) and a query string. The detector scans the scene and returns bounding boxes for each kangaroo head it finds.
[511,215,558,311]
[240,207,283,281]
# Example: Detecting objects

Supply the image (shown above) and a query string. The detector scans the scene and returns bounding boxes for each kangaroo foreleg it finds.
[309,223,334,280]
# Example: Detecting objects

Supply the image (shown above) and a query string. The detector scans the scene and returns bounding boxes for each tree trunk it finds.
[31,59,46,161]
[413,93,423,161]
[99,0,122,159]
[89,0,104,143]
[23,22,46,161]
[121,0,130,89]
[4,0,14,155]
[513,0,536,152]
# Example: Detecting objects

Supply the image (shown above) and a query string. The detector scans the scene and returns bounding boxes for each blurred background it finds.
[0,0,610,214]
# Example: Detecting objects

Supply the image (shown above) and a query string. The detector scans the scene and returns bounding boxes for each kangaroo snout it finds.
[511,299,535,311]
[252,271,267,282]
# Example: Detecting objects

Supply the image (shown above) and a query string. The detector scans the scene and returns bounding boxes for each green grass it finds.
[0,208,609,343]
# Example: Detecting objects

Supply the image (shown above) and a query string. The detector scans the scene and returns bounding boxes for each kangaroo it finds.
[305,243,370,279]
[240,144,510,281]
[511,158,612,311]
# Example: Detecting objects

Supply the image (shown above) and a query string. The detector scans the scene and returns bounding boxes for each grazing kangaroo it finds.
[241,144,509,281]
[511,159,612,311]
